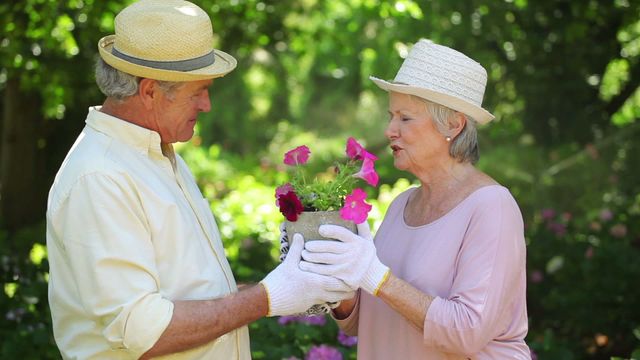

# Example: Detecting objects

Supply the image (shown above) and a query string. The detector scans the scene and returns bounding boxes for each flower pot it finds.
[285,211,357,245]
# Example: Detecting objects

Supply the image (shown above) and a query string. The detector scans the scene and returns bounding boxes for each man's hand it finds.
[261,233,353,316]
[299,222,390,296]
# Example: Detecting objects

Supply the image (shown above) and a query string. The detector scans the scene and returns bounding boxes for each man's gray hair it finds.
[417,97,480,164]
[95,58,184,100]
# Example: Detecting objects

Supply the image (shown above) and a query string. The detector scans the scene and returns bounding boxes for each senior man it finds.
[46,1,352,359]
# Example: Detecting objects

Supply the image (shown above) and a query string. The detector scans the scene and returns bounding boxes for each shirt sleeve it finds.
[423,190,527,356]
[51,172,174,358]
[331,290,361,336]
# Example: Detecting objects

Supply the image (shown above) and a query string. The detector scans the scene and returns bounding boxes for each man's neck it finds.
[100,97,149,130]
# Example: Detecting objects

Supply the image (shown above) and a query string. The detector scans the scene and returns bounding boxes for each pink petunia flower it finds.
[340,188,372,224]
[284,145,311,166]
[346,137,377,161]
[354,156,379,186]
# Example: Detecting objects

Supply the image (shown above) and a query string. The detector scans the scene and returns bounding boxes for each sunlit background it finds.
[1,0,639,359]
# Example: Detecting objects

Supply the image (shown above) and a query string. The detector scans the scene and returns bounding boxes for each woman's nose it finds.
[385,118,398,139]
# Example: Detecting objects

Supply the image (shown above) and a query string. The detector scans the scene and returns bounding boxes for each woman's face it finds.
[385,92,450,173]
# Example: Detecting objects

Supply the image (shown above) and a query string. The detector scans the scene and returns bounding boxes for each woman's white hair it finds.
[415,96,480,164]
[95,58,183,100]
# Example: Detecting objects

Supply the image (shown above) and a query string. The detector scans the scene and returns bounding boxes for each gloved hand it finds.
[278,223,344,315]
[261,233,354,317]
[300,221,390,296]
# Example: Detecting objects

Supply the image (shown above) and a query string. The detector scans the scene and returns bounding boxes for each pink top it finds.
[336,185,531,359]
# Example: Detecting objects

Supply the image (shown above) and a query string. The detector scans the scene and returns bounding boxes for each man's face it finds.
[152,79,213,143]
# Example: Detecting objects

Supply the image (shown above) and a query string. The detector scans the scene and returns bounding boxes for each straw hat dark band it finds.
[98,0,237,82]
[111,48,216,72]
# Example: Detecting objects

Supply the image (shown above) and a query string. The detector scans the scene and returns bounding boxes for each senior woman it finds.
[299,39,531,359]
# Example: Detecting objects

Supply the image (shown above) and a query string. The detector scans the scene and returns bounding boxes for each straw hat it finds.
[98,0,237,82]
[370,39,494,124]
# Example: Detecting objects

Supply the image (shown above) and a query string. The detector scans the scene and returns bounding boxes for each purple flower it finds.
[337,330,357,347]
[541,208,555,221]
[278,315,327,326]
[599,208,613,222]
[278,315,299,325]
[301,315,327,326]
[305,344,343,360]
[546,222,566,237]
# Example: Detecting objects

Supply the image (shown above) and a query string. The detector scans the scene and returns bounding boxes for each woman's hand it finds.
[300,222,390,296]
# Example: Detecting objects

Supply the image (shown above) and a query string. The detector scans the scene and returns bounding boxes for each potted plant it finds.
[275,137,379,242]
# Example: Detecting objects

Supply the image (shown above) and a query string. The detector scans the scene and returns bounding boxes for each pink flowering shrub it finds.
[275,138,379,224]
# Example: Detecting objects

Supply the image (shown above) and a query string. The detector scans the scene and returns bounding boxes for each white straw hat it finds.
[98,0,237,82]
[370,39,494,124]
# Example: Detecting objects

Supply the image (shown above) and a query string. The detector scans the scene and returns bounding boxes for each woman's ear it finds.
[138,78,156,110]
[447,112,467,140]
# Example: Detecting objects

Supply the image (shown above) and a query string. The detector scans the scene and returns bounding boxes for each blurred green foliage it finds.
[1,0,640,359]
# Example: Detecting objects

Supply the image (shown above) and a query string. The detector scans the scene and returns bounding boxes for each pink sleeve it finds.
[332,290,361,336]
[423,190,526,356]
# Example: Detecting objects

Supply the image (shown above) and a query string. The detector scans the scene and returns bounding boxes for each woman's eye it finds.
[401,117,410,121]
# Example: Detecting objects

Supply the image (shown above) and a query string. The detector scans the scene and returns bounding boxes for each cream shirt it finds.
[46,107,251,359]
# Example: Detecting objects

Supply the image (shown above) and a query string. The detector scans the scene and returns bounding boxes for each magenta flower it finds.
[340,188,372,224]
[305,344,343,360]
[346,137,364,160]
[346,137,377,161]
[277,191,304,221]
[354,156,379,186]
[337,330,358,347]
[275,183,295,206]
[284,145,311,166]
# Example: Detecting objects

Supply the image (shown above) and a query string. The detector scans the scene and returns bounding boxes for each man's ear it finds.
[447,112,467,140]
[138,78,157,110]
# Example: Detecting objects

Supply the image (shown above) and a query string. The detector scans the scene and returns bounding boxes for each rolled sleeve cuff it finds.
[331,291,361,336]
[104,293,174,357]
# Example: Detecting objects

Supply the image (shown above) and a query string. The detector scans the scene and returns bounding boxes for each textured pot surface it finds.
[285,211,357,244]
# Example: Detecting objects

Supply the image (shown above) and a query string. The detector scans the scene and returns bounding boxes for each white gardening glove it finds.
[278,223,345,315]
[261,233,354,317]
[300,221,390,296]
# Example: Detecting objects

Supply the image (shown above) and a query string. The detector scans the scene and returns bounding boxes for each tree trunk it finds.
[0,78,46,231]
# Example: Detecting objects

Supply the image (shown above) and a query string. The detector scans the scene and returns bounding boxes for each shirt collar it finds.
[85,106,164,157]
